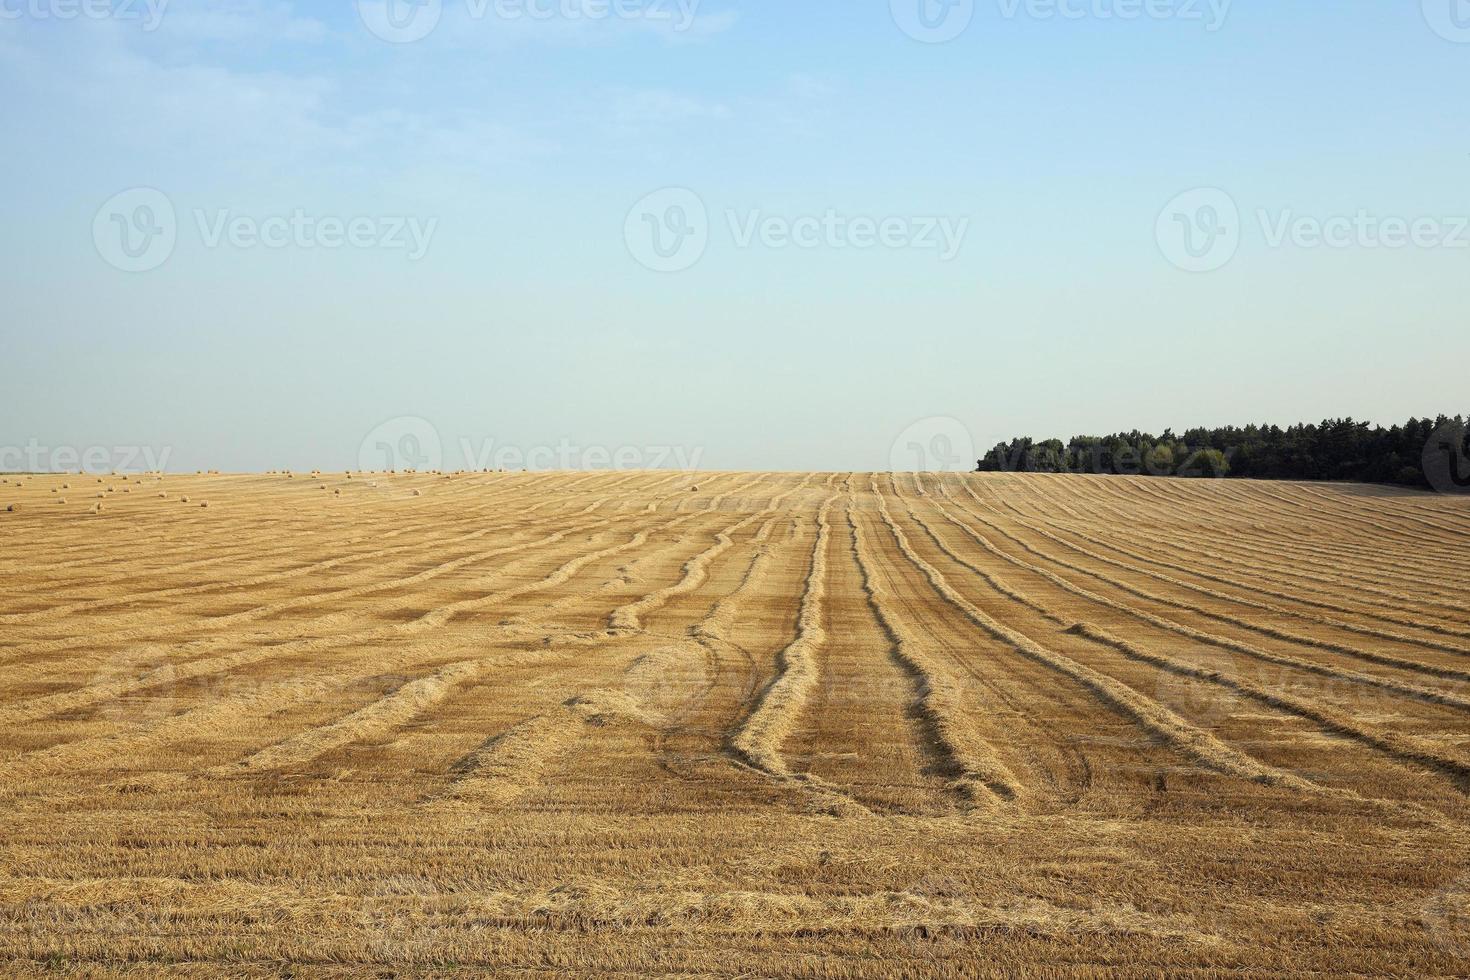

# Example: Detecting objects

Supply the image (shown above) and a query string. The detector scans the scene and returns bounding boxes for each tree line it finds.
[976,415,1470,491]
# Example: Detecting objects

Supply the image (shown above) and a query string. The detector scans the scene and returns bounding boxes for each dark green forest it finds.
[976,416,1470,492]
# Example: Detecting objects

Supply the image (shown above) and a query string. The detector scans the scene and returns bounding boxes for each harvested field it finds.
[1,469,1469,976]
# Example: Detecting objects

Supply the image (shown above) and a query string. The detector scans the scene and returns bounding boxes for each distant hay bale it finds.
[333,488,341,495]
[90,503,102,514]
[57,498,66,504]
[411,489,422,496]
[199,500,209,508]
[6,504,19,512]
[181,495,190,503]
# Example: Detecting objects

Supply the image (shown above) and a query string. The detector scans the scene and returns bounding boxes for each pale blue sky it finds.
[2,1,1467,471]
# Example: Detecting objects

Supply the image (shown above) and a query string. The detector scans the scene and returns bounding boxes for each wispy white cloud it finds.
[787,72,838,101]
[610,88,729,127]
[0,7,555,197]
[153,0,329,44]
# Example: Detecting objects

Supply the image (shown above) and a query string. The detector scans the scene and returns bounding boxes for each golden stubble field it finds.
[1,469,1469,977]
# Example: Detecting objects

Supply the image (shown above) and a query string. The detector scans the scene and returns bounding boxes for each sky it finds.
[1,0,1467,472]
